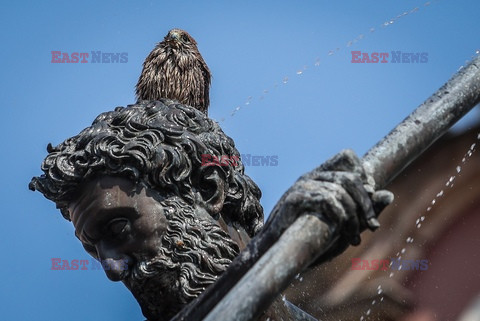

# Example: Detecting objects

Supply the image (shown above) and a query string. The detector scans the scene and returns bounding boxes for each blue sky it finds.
[1,0,479,320]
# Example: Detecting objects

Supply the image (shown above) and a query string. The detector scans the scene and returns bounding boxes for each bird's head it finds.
[164,28,198,48]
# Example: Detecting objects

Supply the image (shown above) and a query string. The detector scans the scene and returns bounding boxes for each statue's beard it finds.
[123,197,240,321]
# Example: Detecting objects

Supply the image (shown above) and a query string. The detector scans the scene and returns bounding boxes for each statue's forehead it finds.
[68,176,138,226]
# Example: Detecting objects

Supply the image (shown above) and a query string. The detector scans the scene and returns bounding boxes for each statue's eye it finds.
[105,218,130,238]
[181,34,190,43]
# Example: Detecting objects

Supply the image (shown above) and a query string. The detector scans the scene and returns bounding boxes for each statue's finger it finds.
[372,190,394,214]
[337,173,376,231]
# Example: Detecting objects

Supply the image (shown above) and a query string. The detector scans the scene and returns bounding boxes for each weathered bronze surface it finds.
[30,99,392,320]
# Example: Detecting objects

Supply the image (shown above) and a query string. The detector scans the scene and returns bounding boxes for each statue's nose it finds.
[96,242,132,281]
[101,257,131,281]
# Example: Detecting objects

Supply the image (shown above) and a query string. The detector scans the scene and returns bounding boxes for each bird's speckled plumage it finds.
[136,29,211,114]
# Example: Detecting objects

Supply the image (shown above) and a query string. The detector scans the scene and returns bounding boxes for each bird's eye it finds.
[181,34,190,43]
[105,218,130,239]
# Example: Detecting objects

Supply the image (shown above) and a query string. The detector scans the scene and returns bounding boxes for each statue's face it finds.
[68,175,240,321]
[69,176,168,281]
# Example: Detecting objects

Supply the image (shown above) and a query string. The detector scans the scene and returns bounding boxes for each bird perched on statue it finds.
[136,28,211,115]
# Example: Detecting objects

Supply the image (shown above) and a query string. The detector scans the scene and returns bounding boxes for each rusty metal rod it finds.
[176,55,480,321]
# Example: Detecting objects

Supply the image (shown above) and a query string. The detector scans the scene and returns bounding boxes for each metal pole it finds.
[204,215,330,321]
[363,55,480,189]
[177,55,480,321]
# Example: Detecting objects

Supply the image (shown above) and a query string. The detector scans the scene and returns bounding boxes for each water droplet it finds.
[462,157,466,163]
[370,28,375,33]
[389,272,394,278]
[372,300,376,305]
[314,58,321,66]
[296,70,303,75]
[360,316,364,321]
[437,190,444,197]
[380,296,384,302]
[358,34,365,40]
[417,223,422,228]
[235,106,241,111]
[346,41,353,47]
[420,216,425,222]
[424,1,431,6]
[431,199,436,205]
[477,133,480,139]
[377,288,383,295]
[416,218,420,225]
[411,7,419,13]
[366,309,371,316]
[471,143,476,150]
[427,207,432,211]
[383,21,390,27]
[398,265,403,270]
[389,20,395,24]
[476,50,480,55]
[328,50,334,56]
[282,77,288,84]
[401,248,406,254]
[406,237,414,243]
[263,89,269,94]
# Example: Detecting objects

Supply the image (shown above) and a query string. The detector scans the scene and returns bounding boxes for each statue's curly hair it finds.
[29,99,263,236]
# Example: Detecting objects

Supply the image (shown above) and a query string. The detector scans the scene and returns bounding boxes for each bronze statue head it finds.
[30,100,263,320]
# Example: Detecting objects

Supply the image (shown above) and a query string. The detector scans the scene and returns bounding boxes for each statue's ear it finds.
[198,167,226,215]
